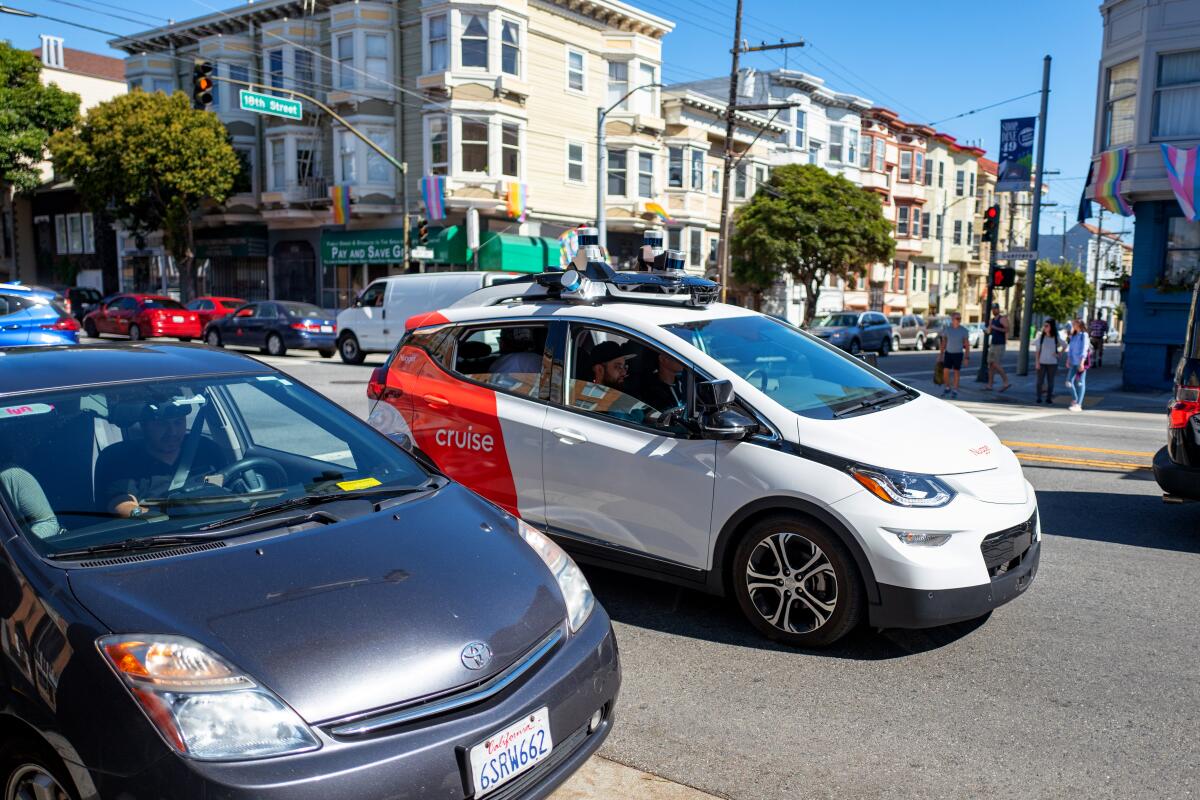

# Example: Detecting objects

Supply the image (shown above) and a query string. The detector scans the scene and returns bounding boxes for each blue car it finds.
[204,300,338,357]
[0,287,80,346]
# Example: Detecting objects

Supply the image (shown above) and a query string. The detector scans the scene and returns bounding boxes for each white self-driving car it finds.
[367,240,1040,647]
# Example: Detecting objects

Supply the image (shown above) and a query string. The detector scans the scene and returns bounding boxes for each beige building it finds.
[920,133,984,321]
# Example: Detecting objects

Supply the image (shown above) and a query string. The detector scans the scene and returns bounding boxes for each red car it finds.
[83,294,202,341]
[186,295,248,329]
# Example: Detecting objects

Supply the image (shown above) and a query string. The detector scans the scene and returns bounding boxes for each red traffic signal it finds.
[991,266,1016,288]
[982,204,1000,246]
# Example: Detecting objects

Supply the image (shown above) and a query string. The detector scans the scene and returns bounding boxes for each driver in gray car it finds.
[98,395,223,518]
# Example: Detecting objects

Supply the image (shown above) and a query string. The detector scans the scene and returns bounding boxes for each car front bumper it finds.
[82,608,620,800]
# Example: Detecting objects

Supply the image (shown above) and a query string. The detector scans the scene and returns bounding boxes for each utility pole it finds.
[715,0,744,304]
[1061,210,1067,260]
[1016,55,1051,376]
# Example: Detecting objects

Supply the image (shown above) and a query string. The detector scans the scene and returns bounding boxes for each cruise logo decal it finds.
[435,427,495,452]
[970,445,992,456]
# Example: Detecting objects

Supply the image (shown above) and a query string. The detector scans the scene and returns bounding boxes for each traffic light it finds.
[417,218,429,246]
[991,265,1016,288]
[192,61,214,110]
[982,204,1000,247]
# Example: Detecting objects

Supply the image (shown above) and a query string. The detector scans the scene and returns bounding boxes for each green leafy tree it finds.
[50,91,239,300]
[0,43,80,192]
[1032,259,1090,323]
[730,163,894,323]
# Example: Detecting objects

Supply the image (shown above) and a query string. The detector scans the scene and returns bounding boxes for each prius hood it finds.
[67,484,566,724]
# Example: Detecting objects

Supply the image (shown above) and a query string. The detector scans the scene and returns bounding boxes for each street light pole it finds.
[1016,54,1052,377]
[595,82,663,250]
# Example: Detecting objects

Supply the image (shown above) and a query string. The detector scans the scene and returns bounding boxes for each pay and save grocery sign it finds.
[239,90,303,120]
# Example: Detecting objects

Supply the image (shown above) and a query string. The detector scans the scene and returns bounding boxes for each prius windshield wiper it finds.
[51,535,227,560]
[832,389,912,419]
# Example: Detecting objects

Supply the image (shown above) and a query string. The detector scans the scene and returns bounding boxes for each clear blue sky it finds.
[7,0,1104,235]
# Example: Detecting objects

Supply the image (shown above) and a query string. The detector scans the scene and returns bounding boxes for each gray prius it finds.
[0,343,618,800]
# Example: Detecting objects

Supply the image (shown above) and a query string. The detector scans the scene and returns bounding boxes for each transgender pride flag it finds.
[420,175,447,222]
[1162,144,1200,222]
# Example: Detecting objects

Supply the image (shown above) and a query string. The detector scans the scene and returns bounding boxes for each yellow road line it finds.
[1001,440,1154,458]
[1014,452,1150,471]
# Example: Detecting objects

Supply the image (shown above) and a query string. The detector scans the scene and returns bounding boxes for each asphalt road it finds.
[126,340,1200,799]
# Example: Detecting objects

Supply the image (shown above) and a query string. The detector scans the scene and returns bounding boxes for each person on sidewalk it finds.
[1035,319,1062,404]
[984,303,1012,392]
[938,312,970,400]
[1066,318,1092,412]
[1089,315,1108,368]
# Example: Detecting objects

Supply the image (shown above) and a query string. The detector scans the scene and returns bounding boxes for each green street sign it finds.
[238,90,303,120]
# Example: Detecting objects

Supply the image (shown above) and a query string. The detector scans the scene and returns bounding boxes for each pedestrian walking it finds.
[984,303,1011,392]
[1066,318,1092,412]
[938,312,971,399]
[1089,315,1109,368]
[1034,319,1062,404]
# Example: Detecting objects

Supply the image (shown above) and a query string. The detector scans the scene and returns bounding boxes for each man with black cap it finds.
[589,340,636,390]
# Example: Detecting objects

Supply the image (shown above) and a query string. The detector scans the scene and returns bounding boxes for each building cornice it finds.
[663,90,787,133]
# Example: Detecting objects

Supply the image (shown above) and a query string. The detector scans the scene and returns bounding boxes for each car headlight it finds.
[516,519,595,633]
[98,635,319,761]
[849,466,955,508]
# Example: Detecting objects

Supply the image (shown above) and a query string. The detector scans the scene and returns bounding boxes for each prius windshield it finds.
[663,314,904,420]
[0,375,430,558]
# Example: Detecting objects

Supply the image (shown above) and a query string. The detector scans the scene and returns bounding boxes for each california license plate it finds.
[172,315,184,323]
[320,324,333,333]
[469,707,553,798]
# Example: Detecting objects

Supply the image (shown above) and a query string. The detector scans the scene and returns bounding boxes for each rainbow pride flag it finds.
[1162,144,1200,222]
[420,175,446,221]
[330,185,351,224]
[1094,148,1133,216]
[558,228,579,267]
[644,201,671,223]
[505,182,528,222]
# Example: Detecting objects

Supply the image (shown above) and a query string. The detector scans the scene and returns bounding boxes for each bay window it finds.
[228,64,248,110]
[567,142,584,183]
[794,110,807,149]
[900,150,912,181]
[296,139,315,184]
[339,131,356,183]
[336,35,354,88]
[607,149,627,196]
[1154,50,1200,138]
[873,138,885,172]
[668,146,683,188]
[501,122,520,177]
[916,153,925,184]
[638,151,654,198]
[829,125,845,162]
[295,50,314,90]
[567,48,585,92]
[66,215,82,254]
[846,132,857,165]
[54,216,66,254]
[366,129,393,183]
[690,149,704,191]
[365,34,389,89]
[81,213,94,254]
[1165,218,1200,285]
[428,116,448,175]
[689,229,702,268]
[859,134,870,168]
[461,117,490,173]
[270,139,286,190]
[636,63,657,115]
[268,49,284,90]
[897,206,910,236]
[1104,58,1138,146]
[755,165,766,192]
[501,19,520,77]
[428,14,448,72]
[607,61,629,109]
[462,14,489,69]
[735,164,747,198]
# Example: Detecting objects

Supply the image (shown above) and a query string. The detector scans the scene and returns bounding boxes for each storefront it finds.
[320,229,407,309]
[195,225,269,301]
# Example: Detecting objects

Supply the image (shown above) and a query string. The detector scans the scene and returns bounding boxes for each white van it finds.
[335,272,521,363]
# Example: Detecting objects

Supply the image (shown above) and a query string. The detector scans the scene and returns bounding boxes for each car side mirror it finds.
[354,297,365,308]
[696,378,735,410]
[699,407,756,441]
[384,431,413,451]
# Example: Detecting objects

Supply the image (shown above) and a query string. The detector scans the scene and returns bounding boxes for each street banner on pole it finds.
[996,117,1036,192]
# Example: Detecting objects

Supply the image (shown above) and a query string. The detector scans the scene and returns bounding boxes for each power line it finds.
[927,90,1040,126]
[50,0,160,28]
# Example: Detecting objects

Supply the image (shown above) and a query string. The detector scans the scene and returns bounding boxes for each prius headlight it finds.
[849,466,955,508]
[516,519,594,632]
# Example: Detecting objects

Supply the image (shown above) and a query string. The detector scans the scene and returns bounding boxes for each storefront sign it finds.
[322,229,407,265]
[194,225,268,259]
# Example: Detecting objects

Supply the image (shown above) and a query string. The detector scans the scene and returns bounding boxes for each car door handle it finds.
[422,393,450,408]
[551,427,588,445]
[3,324,20,330]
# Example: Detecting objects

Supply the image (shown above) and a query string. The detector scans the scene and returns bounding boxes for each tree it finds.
[730,163,894,323]
[50,91,239,300]
[1032,259,1090,324]
[0,43,80,192]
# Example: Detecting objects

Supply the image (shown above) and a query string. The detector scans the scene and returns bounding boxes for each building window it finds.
[755,165,766,192]
[428,14,448,72]
[690,148,704,191]
[66,214,82,254]
[873,138,885,172]
[668,227,681,251]
[921,211,931,238]
[892,261,907,292]
[711,167,720,194]
[829,125,845,162]
[228,64,249,110]
[735,164,747,198]
[636,63,657,115]
[936,213,944,240]
[955,169,965,196]
[567,142,584,183]
[336,35,354,88]
[953,219,963,245]
[915,153,924,185]
[267,48,284,90]
[638,151,654,198]
[566,48,585,92]
[607,61,629,110]
[366,129,393,183]
[668,146,683,188]
[297,139,314,184]
[501,122,520,177]
[846,132,857,166]
[899,151,912,182]
[967,221,974,246]
[1154,50,1200,138]
[938,161,944,188]
[151,78,173,94]
[271,139,286,190]
[461,13,489,69]
[337,132,355,185]
[859,134,870,169]
[1165,218,1200,285]
[689,228,702,268]
[461,117,489,173]
[607,149,627,195]
[923,156,933,186]
[365,33,389,89]
[428,115,448,175]
[501,19,520,76]
[969,171,976,198]
[897,206,910,236]
[232,145,254,193]
[1101,58,1139,147]
[295,50,314,90]
[794,110,807,149]
[54,216,67,254]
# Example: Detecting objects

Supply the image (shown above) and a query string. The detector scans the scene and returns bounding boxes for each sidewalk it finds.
[553,757,724,800]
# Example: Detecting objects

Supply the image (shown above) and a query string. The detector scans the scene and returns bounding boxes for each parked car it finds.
[808,311,893,355]
[336,272,522,365]
[887,313,927,351]
[965,322,986,349]
[186,295,248,328]
[0,342,617,799]
[0,286,79,346]
[1154,279,1200,502]
[205,300,337,357]
[368,270,1040,647]
[923,315,954,351]
[83,294,202,341]
[64,286,104,322]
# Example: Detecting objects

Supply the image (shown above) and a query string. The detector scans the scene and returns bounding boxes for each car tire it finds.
[339,333,365,365]
[848,338,861,355]
[0,739,79,800]
[318,348,335,359]
[128,324,142,341]
[890,336,899,353]
[731,515,864,647]
[205,328,223,348]
[879,336,891,357]
[177,337,192,342]
[266,333,287,357]
[915,334,925,351]
[83,319,98,338]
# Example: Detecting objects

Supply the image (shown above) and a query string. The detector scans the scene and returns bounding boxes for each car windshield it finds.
[0,375,430,558]
[142,298,184,310]
[284,303,325,317]
[811,313,859,328]
[663,315,903,420]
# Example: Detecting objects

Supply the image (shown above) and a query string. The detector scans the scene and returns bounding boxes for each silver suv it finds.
[888,313,927,351]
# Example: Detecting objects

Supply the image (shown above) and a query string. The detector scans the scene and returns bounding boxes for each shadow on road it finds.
[585,565,989,661]
[1035,489,1200,553]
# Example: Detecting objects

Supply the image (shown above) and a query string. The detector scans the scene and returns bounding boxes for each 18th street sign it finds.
[239,90,303,120]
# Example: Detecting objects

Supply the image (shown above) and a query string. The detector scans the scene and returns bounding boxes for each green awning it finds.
[424,225,468,265]
[477,232,557,273]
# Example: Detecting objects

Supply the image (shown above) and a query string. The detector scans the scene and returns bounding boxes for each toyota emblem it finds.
[460,641,493,671]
